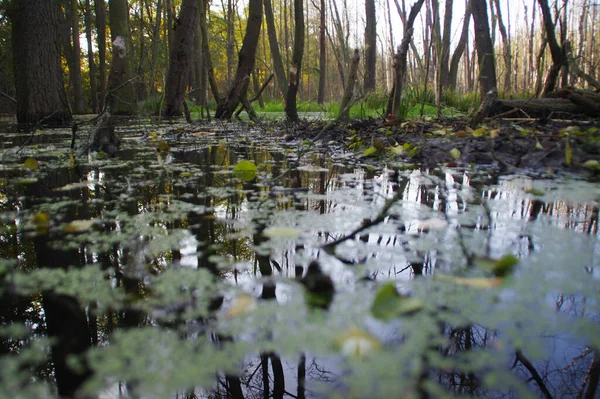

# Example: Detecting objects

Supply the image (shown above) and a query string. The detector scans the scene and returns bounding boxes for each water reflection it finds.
[0,132,599,398]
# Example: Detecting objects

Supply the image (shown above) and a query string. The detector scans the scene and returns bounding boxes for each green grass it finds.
[138,89,481,121]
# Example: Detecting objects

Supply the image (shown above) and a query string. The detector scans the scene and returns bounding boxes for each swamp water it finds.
[0,123,599,398]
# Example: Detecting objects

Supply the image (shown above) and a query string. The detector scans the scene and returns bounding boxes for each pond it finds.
[1,121,599,398]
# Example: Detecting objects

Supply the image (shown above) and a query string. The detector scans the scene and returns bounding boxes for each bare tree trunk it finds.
[166,0,173,53]
[448,0,471,90]
[199,0,221,105]
[386,0,425,119]
[136,0,147,101]
[537,0,565,96]
[10,0,72,127]
[109,0,136,114]
[95,0,107,109]
[317,0,326,104]
[264,0,288,98]
[284,0,304,121]
[70,0,86,113]
[149,0,163,96]
[215,0,263,119]
[493,0,512,92]
[85,0,98,112]
[338,49,360,120]
[364,0,377,91]
[164,0,198,117]
[226,0,235,86]
[471,0,497,99]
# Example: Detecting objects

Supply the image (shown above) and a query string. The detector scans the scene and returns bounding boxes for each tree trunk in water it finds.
[164,0,198,117]
[338,49,360,121]
[95,0,107,109]
[471,0,497,99]
[10,0,72,127]
[285,0,305,121]
[109,0,136,114]
[215,0,263,119]
[364,0,376,91]
[85,0,98,112]
[84,37,128,156]
[264,0,288,98]
[317,0,326,104]
[386,0,425,119]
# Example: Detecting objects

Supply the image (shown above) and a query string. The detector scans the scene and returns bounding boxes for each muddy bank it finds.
[282,117,600,175]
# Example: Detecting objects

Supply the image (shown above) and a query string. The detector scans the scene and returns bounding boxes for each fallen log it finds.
[488,93,600,119]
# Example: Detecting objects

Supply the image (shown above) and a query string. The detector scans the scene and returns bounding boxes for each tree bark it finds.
[493,0,512,92]
[164,0,198,117]
[149,0,163,96]
[84,37,128,156]
[537,0,564,96]
[284,0,305,121]
[471,0,497,99]
[70,0,86,113]
[386,0,425,119]
[364,0,376,91]
[317,0,326,104]
[199,0,221,105]
[226,0,235,86]
[95,0,107,109]
[448,0,471,90]
[10,0,72,127]
[215,0,263,119]
[264,0,288,98]
[85,0,98,112]
[338,49,360,121]
[109,0,136,114]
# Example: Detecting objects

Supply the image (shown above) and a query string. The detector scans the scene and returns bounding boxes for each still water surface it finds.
[0,124,599,398]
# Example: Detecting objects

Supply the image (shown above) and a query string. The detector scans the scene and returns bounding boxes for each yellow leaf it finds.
[264,226,303,239]
[24,157,39,171]
[565,138,572,165]
[32,212,50,234]
[450,148,461,160]
[436,275,503,289]
[336,327,381,357]
[157,140,170,152]
[225,294,257,318]
[472,127,487,137]
[535,138,544,150]
[63,219,95,233]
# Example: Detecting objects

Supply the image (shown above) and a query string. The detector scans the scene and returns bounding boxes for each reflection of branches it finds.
[581,350,600,399]
[321,190,404,253]
[513,350,554,399]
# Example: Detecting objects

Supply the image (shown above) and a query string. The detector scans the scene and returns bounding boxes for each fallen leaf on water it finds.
[336,327,381,357]
[225,294,257,318]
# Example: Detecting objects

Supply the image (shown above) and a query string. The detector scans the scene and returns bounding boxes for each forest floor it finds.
[280,117,600,176]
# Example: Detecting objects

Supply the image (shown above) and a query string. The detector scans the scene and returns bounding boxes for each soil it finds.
[281,117,600,176]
